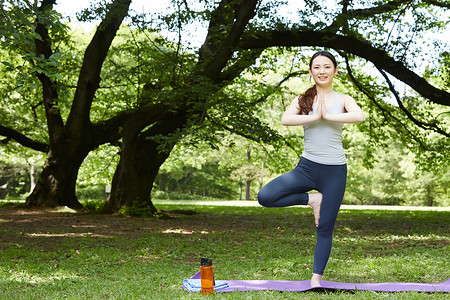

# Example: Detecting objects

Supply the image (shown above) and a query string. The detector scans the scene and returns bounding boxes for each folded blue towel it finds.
[183,279,229,292]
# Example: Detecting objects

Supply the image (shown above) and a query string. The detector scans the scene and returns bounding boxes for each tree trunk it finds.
[245,179,252,200]
[259,158,265,190]
[159,173,168,192]
[26,150,86,209]
[104,112,186,214]
[29,165,37,193]
[245,147,251,200]
[25,123,99,209]
[103,139,172,214]
[239,181,243,200]
[426,184,433,207]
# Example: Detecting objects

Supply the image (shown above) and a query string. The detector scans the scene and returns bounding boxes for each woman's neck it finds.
[316,84,334,95]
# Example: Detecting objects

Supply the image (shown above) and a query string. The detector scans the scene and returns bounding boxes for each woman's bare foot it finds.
[310,273,322,287]
[308,193,322,227]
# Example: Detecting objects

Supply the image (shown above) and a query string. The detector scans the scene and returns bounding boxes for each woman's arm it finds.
[321,94,365,124]
[281,97,320,126]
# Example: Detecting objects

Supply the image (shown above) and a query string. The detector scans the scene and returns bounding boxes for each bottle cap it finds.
[201,257,213,266]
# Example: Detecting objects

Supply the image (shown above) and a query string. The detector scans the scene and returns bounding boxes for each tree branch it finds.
[342,0,411,18]
[67,0,132,134]
[326,0,411,32]
[423,0,450,8]
[249,70,308,106]
[91,102,174,147]
[376,67,450,138]
[206,115,266,143]
[342,55,431,150]
[330,0,450,24]
[198,0,259,82]
[0,125,49,152]
[239,30,450,106]
[0,3,14,27]
[206,115,299,155]
[34,0,64,144]
[220,49,264,83]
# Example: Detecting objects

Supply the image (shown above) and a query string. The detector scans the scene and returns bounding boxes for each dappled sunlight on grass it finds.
[161,228,210,235]
[3,268,83,285]
[386,234,446,241]
[334,233,449,243]
[71,224,100,228]
[329,253,449,284]
[24,232,113,238]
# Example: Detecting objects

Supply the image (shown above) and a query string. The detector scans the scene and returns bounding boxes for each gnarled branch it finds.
[0,125,49,152]
[376,67,450,138]
[67,0,132,134]
[240,30,450,106]
[342,54,431,150]
[197,0,259,82]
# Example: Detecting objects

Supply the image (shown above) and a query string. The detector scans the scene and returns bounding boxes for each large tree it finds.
[1,0,135,207]
[0,0,448,212]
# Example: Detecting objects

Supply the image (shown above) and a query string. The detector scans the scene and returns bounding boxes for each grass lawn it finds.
[0,203,449,299]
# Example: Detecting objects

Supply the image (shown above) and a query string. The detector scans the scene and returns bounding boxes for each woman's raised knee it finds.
[257,189,274,207]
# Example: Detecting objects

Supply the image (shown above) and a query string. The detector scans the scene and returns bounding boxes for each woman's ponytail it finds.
[298,84,317,115]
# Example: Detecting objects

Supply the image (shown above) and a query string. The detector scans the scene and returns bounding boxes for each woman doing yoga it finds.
[258,51,364,287]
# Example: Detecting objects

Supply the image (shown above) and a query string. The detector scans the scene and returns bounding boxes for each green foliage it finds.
[0,147,44,200]
[152,190,223,201]
[80,199,106,211]
[156,162,238,199]
[0,164,29,199]
[0,4,86,151]
[155,137,240,198]
[77,144,119,186]
[76,0,113,22]
[117,200,160,217]
[76,184,106,202]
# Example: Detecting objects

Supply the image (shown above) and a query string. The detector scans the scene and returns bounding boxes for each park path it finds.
[153,200,450,211]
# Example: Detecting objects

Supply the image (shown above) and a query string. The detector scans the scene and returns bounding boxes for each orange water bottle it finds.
[200,257,214,295]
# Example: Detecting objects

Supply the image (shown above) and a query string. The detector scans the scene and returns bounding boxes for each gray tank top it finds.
[302,92,346,165]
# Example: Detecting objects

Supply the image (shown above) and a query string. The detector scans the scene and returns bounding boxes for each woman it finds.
[257,51,364,287]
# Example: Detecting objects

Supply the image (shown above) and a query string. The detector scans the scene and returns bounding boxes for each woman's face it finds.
[309,55,338,86]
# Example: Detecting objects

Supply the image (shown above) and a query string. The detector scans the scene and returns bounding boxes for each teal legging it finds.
[257,156,347,275]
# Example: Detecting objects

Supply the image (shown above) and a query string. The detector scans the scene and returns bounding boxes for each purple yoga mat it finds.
[184,272,450,293]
